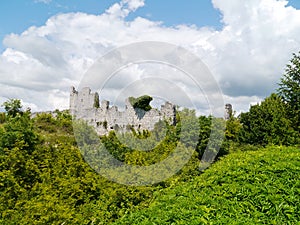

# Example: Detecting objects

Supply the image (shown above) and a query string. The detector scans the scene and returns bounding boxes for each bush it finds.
[128,95,153,111]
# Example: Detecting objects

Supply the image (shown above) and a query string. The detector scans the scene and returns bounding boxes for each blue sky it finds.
[1,0,300,114]
[1,0,299,51]
[0,0,222,51]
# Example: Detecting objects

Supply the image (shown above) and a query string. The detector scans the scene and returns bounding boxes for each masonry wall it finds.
[70,87,176,135]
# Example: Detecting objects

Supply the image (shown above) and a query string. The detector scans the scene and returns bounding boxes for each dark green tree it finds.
[278,52,300,131]
[197,115,212,156]
[129,95,153,111]
[239,93,298,146]
[0,111,39,154]
[2,99,22,117]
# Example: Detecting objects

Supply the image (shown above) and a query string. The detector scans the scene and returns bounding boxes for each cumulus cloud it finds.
[1,0,300,114]
[209,0,300,97]
[106,0,145,18]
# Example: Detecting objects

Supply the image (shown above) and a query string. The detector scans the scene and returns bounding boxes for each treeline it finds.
[236,52,300,146]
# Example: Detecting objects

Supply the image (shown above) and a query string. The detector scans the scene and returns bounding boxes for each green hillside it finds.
[114,146,300,224]
[0,52,299,224]
[1,105,299,224]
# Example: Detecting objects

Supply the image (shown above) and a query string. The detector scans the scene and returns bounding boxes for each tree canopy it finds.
[2,99,23,117]
[278,52,300,131]
[128,95,153,111]
[239,93,299,146]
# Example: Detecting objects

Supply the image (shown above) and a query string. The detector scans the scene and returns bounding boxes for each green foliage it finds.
[177,108,199,149]
[0,94,299,224]
[101,131,131,162]
[0,112,6,124]
[122,126,179,166]
[0,111,41,220]
[177,113,227,159]
[114,146,300,224]
[239,93,299,146]
[128,95,153,111]
[209,117,227,157]
[33,112,57,133]
[94,92,100,108]
[0,112,159,224]
[278,52,300,131]
[2,99,22,117]
[34,110,73,134]
[0,112,39,154]
[225,113,242,141]
[196,115,212,156]
[54,110,73,133]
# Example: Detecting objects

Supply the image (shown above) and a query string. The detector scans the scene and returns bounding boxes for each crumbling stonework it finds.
[70,87,176,135]
[225,103,233,120]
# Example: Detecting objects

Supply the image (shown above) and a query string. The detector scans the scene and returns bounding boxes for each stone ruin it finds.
[70,87,176,136]
[225,103,233,120]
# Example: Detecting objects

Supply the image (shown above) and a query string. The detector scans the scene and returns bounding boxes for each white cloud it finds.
[106,0,145,18]
[209,0,300,97]
[1,0,300,114]
[34,0,52,4]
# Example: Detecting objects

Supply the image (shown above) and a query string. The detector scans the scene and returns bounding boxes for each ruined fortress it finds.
[70,87,176,135]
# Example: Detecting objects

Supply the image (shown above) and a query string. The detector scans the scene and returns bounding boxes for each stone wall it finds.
[70,87,176,135]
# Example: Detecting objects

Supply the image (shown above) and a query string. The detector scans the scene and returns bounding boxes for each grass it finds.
[114,146,300,224]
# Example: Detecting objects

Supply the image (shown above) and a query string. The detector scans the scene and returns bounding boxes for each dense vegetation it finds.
[0,52,299,224]
[114,146,300,224]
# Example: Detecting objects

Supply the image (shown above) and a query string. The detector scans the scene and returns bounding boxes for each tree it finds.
[278,52,300,131]
[177,108,199,149]
[239,93,298,146]
[129,95,153,111]
[2,99,23,117]
[0,111,39,154]
[225,113,242,142]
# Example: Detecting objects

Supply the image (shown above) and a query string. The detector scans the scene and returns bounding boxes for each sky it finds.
[0,0,300,115]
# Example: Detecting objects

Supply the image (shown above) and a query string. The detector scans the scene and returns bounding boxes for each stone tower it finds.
[224,103,233,120]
